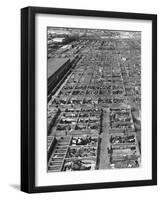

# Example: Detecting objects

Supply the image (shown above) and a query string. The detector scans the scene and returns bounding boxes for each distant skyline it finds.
[47,27,141,39]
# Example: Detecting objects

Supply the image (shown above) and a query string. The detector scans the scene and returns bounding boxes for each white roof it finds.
[52,38,65,43]
[61,44,72,49]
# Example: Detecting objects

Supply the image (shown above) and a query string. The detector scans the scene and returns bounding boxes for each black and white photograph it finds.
[47,27,141,172]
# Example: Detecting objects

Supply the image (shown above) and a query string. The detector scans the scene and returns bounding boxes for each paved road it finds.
[99,108,110,169]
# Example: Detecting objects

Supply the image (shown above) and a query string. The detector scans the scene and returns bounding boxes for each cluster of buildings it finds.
[47,28,141,172]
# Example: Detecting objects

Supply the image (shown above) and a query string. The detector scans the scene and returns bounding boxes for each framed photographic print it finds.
[21,6,157,193]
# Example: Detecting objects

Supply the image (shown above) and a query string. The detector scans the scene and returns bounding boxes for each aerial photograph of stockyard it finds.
[47,27,141,172]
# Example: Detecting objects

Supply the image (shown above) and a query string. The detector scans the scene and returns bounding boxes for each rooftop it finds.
[48,58,69,79]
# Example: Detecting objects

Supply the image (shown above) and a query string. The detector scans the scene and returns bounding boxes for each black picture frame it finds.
[21,6,157,193]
